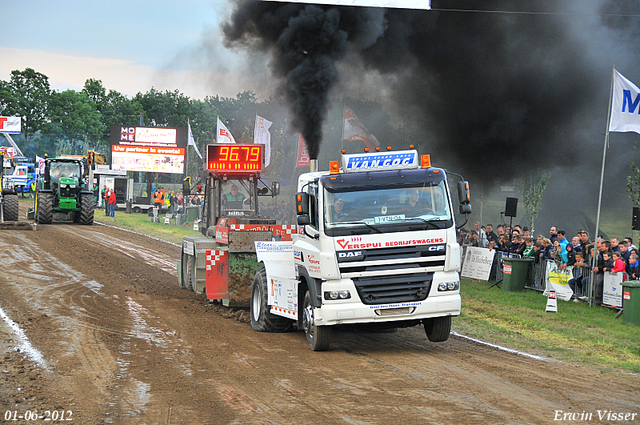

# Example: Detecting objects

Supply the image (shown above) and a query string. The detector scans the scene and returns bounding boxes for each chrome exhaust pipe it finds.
[309,159,318,173]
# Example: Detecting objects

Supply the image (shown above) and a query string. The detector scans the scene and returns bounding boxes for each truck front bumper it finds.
[313,293,461,327]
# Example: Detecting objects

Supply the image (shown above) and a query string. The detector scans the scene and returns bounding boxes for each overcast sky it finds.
[1,0,257,99]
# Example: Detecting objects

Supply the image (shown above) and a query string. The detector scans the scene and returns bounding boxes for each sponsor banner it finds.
[342,150,418,173]
[263,0,431,9]
[543,262,573,301]
[461,247,493,281]
[0,116,21,134]
[336,236,444,250]
[603,272,624,308]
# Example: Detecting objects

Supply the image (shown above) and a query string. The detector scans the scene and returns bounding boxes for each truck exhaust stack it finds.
[310,159,318,173]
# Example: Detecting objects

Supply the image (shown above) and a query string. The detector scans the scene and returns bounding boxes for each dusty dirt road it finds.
[1,222,639,425]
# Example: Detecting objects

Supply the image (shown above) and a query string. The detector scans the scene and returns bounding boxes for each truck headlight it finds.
[324,290,351,300]
[438,281,459,291]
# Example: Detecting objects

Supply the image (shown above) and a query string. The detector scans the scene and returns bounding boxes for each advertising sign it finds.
[110,125,187,174]
[0,116,21,134]
[461,247,493,281]
[603,272,624,308]
[263,0,431,9]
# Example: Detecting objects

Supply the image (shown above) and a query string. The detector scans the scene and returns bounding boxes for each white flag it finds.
[187,120,202,159]
[609,69,640,134]
[254,115,273,167]
[343,107,380,149]
[217,117,236,144]
[35,155,45,176]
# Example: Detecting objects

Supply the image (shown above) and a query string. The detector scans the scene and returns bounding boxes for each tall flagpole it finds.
[590,66,616,307]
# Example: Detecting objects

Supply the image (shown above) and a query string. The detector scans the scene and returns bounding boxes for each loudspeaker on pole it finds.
[505,197,518,218]
[633,206,640,231]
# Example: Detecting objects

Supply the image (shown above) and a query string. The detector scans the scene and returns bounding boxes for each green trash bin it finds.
[621,281,640,326]
[186,206,200,224]
[502,257,533,292]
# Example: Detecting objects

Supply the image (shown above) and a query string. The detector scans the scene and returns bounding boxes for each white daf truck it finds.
[251,148,471,350]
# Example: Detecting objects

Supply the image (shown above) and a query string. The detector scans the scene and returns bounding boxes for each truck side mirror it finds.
[457,181,472,215]
[272,181,280,196]
[295,192,309,215]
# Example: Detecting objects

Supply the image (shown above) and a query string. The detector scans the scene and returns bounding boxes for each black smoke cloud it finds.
[222,0,637,189]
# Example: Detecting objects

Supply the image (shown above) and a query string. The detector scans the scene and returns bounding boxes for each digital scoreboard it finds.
[207,144,264,174]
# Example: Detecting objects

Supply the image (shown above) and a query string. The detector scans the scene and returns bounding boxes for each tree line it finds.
[0,67,408,185]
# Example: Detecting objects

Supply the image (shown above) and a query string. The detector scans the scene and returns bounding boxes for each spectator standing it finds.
[522,237,535,257]
[627,254,640,280]
[108,188,116,217]
[549,226,558,242]
[485,224,499,245]
[619,240,631,264]
[474,222,488,248]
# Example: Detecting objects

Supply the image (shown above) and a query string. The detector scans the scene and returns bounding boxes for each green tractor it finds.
[35,157,94,225]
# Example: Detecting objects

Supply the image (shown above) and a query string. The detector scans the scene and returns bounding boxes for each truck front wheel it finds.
[250,268,293,333]
[302,289,331,351]
[424,316,451,342]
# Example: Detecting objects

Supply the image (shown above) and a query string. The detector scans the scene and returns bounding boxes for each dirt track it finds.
[1,222,639,424]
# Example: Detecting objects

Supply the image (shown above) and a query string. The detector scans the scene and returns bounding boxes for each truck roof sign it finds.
[342,150,419,173]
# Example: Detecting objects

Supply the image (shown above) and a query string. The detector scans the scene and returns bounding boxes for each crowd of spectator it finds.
[458,222,640,304]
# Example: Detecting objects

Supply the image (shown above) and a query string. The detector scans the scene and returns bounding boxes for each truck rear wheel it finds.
[36,192,53,224]
[3,194,19,221]
[302,289,331,351]
[250,268,293,333]
[185,255,195,291]
[79,193,94,225]
[424,316,451,342]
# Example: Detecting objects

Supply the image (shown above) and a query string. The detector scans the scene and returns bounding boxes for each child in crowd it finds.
[611,251,627,281]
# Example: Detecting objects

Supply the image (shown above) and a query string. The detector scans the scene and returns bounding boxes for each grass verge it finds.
[454,279,640,373]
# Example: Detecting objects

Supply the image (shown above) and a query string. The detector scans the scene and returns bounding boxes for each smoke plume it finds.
[222,0,640,192]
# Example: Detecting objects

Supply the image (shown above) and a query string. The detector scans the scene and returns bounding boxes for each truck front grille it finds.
[352,273,432,305]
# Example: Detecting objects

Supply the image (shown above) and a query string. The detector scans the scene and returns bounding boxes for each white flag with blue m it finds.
[609,70,640,134]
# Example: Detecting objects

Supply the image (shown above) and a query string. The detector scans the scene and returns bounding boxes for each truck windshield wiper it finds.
[334,220,383,233]
[406,217,441,230]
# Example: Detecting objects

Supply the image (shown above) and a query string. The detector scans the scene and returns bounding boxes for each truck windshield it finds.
[323,179,452,236]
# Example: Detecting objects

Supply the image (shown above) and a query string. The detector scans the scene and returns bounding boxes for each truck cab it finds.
[253,148,471,350]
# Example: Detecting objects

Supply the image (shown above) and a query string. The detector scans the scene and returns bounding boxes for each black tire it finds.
[79,194,94,225]
[36,192,53,224]
[302,289,331,351]
[250,268,293,333]
[185,255,195,291]
[133,206,141,213]
[424,316,451,342]
[179,252,189,289]
[3,194,19,221]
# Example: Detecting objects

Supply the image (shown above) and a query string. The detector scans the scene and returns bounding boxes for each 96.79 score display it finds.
[207,144,263,173]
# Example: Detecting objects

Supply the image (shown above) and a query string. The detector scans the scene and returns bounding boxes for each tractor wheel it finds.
[424,316,451,342]
[3,194,19,221]
[250,268,293,333]
[79,193,95,225]
[302,289,331,351]
[36,192,53,224]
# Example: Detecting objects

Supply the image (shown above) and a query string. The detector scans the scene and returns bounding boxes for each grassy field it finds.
[454,279,640,373]
[18,198,640,373]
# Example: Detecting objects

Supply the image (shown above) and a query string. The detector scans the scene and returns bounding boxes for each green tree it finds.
[46,90,103,153]
[523,171,549,235]
[82,78,144,143]
[627,162,640,207]
[5,68,51,142]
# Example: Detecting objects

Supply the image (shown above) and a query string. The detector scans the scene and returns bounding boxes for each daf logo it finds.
[337,251,364,262]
